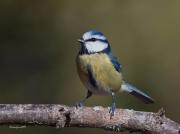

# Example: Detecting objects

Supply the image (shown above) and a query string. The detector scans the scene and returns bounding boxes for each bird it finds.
[76,30,154,117]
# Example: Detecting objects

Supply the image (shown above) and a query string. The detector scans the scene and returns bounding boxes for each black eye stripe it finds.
[86,38,96,42]
[85,38,109,44]
[85,38,108,42]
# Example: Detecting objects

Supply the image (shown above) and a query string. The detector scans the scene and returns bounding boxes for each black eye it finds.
[85,38,97,42]
[91,38,96,41]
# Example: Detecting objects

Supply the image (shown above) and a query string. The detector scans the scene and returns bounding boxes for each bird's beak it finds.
[77,38,84,44]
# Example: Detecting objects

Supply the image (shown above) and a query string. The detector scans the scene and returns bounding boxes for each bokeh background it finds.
[0,0,180,134]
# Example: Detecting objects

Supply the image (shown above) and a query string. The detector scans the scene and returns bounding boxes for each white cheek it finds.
[85,41,108,53]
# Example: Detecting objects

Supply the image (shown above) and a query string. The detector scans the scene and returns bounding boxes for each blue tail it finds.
[121,81,154,104]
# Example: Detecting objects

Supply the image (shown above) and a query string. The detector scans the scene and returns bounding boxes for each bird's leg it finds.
[109,92,116,118]
[76,90,92,107]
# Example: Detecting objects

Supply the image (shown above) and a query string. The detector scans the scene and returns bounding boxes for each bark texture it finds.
[0,104,179,134]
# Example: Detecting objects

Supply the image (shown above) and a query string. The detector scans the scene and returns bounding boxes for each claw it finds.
[75,91,92,108]
[75,101,84,108]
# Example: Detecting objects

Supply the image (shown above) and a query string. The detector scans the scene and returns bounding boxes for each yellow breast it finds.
[76,53,122,95]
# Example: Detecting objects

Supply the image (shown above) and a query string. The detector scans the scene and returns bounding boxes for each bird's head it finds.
[78,30,111,54]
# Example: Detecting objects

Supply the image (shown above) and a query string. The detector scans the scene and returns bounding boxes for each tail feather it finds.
[121,81,154,104]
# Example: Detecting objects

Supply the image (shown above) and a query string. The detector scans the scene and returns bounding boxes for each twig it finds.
[0,104,179,134]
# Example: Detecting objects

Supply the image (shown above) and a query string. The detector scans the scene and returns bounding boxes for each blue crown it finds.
[87,30,104,36]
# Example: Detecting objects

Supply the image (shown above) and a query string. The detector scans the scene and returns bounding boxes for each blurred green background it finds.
[0,0,180,134]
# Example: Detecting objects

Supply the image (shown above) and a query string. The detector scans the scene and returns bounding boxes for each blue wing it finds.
[108,53,122,72]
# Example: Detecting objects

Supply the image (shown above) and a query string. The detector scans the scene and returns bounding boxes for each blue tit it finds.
[76,30,154,117]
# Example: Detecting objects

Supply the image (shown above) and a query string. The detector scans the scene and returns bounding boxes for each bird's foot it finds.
[109,102,116,119]
[75,101,84,108]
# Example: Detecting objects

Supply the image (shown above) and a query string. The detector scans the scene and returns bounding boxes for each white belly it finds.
[85,80,112,96]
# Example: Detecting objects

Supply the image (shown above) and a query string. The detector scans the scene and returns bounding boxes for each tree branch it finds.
[0,104,179,134]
